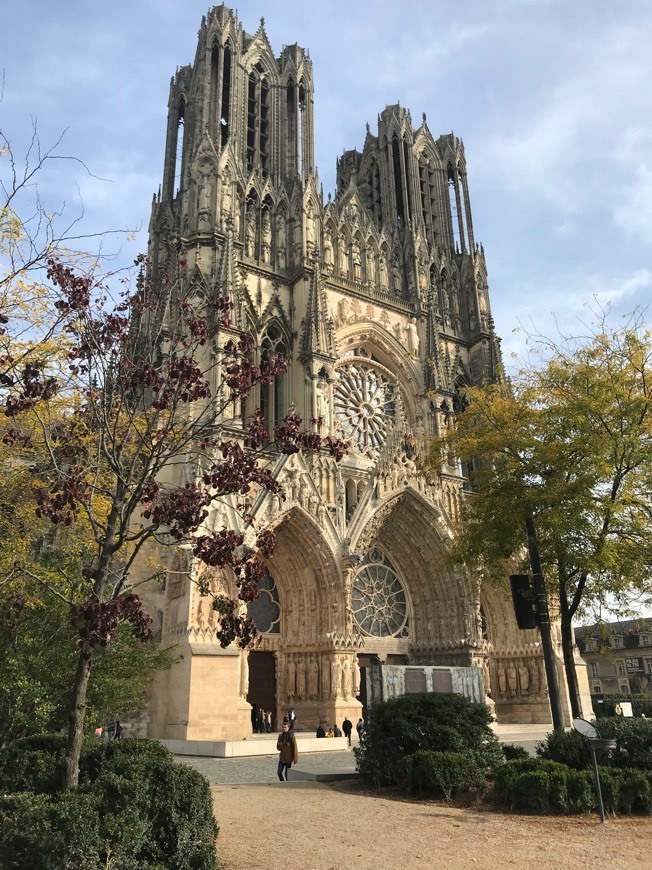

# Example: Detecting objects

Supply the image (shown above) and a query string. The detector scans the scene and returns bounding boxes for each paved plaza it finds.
[177,724,550,785]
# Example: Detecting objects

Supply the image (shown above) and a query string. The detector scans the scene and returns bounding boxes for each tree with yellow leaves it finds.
[429,315,652,719]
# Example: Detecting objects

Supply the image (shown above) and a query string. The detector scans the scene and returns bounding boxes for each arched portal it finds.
[352,488,477,665]
[258,505,362,729]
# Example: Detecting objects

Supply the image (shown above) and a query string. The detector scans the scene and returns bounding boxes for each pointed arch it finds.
[260,319,290,433]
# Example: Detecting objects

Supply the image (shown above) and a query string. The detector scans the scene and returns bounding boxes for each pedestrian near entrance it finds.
[356,717,365,744]
[276,722,298,781]
[342,716,353,746]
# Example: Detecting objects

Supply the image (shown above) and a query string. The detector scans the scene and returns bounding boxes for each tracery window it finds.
[334,352,396,459]
[247,570,280,634]
[350,548,409,638]
[260,324,288,434]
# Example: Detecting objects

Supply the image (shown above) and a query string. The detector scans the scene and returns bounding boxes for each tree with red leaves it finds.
[1,246,346,789]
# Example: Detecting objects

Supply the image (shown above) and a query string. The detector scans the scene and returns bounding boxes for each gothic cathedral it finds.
[141,5,586,741]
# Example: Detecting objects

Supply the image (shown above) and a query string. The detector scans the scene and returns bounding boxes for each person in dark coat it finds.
[276,723,298,781]
[342,717,353,746]
[316,723,326,738]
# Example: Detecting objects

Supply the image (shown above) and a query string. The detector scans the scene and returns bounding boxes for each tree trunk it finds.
[560,608,583,720]
[61,648,93,791]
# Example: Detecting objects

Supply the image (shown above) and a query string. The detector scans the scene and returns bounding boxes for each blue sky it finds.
[2,0,651,364]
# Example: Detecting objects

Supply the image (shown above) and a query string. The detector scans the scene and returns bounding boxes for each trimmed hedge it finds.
[0,736,217,870]
[354,692,502,787]
[495,757,652,815]
[536,718,652,772]
[396,750,487,799]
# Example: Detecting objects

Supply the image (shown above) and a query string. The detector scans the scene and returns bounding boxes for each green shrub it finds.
[0,791,105,870]
[396,750,486,799]
[502,743,530,762]
[0,734,68,793]
[495,758,594,814]
[0,736,218,870]
[79,736,174,784]
[355,692,502,787]
[598,718,652,771]
[494,757,652,816]
[536,729,595,770]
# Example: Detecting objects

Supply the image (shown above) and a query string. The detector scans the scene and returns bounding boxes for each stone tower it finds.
[142,5,585,741]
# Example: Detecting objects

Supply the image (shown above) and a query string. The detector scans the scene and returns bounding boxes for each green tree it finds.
[0,581,174,750]
[429,316,652,718]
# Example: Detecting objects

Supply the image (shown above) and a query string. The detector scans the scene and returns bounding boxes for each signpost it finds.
[573,718,617,823]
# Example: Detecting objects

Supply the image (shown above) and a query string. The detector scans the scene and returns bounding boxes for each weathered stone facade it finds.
[139,5,589,741]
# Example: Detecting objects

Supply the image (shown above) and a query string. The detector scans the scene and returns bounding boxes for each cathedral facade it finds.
[142,5,585,741]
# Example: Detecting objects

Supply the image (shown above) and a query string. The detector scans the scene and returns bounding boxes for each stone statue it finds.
[379,252,388,288]
[286,657,296,701]
[305,202,315,250]
[366,246,375,283]
[342,658,352,698]
[482,658,492,698]
[196,594,211,629]
[239,652,249,699]
[308,656,319,699]
[245,209,256,257]
[392,255,402,295]
[220,170,232,219]
[352,659,361,695]
[530,662,540,695]
[338,237,348,275]
[296,657,306,700]
[352,239,362,280]
[498,666,507,697]
[406,317,419,356]
[507,663,517,697]
[518,664,530,695]
[331,658,342,699]
[321,657,330,698]
[323,232,334,272]
[276,213,287,269]
[261,210,271,263]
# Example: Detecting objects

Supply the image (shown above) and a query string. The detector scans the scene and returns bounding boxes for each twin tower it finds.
[140,6,564,745]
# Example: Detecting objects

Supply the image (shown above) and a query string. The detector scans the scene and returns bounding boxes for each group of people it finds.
[315,716,364,746]
[94,720,123,740]
[252,706,273,733]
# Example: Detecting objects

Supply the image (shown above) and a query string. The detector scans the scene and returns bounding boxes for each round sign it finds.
[572,717,599,739]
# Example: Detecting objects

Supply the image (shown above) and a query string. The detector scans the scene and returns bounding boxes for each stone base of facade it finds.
[148,642,251,741]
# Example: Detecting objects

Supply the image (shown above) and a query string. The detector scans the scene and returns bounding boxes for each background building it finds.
[575,620,652,698]
[138,5,589,741]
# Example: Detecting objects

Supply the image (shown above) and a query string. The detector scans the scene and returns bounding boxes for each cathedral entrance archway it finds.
[247,651,276,732]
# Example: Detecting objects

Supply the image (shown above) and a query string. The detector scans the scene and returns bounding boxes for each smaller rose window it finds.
[350,549,409,638]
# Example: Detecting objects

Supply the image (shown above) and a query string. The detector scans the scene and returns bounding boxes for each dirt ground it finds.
[212,780,652,870]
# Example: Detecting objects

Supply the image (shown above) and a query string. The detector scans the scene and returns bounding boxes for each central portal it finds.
[247,651,277,732]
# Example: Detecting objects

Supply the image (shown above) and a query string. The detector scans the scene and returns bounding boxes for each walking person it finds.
[342,716,353,747]
[356,717,365,744]
[276,722,298,781]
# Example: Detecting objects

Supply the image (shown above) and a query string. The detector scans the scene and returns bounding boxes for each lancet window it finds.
[260,324,288,434]
[246,63,270,175]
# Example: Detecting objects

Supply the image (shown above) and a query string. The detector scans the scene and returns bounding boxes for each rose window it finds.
[350,549,409,638]
[334,359,396,458]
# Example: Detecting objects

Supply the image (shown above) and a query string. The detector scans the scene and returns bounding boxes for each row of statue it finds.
[489,659,542,699]
[283,654,361,701]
